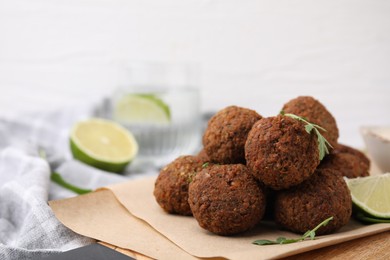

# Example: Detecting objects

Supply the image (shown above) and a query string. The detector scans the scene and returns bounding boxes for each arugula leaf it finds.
[280,111,333,160]
[253,216,333,246]
[252,239,277,245]
[305,124,314,133]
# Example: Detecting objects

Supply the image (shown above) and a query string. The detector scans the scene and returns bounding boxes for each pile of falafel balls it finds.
[154,96,370,236]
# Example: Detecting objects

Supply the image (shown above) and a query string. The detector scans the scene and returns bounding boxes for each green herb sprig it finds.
[253,216,333,246]
[39,149,92,195]
[280,111,333,160]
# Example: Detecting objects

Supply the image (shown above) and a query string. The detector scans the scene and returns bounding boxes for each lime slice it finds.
[345,173,390,219]
[354,211,390,224]
[113,94,170,124]
[70,118,138,173]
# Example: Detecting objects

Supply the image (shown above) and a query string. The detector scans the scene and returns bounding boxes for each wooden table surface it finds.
[100,230,390,260]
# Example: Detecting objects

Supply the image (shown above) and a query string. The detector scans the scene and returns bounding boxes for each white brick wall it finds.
[1,0,389,147]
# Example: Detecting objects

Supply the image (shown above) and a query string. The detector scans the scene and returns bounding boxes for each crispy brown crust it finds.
[188,164,266,235]
[154,96,358,237]
[274,168,352,235]
[245,115,320,190]
[282,96,339,147]
[202,106,262,164]
[334,143,370,168]
[196,149,210,162]
[154,155,205,215]
[319,144,370,178]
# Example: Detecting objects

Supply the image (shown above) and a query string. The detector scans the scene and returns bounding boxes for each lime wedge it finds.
[345,173,390,219]
[70,118,138,173]
[113,94,170,124]
[354,211,390,224]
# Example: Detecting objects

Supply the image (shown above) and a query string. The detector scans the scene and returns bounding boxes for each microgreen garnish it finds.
[253,216,333,246]
[202,162,210,168]
[280,111,333,160]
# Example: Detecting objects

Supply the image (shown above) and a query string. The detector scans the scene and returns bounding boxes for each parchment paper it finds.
[49,189,196,260]
[107,177,390,259]
[50,176,390,260]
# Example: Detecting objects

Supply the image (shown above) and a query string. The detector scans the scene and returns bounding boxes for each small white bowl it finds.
[361,126,390,173]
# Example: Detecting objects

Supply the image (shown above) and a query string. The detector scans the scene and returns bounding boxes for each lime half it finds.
[70,118,138,173]
[113,94,170,124]
[345,173,390,219]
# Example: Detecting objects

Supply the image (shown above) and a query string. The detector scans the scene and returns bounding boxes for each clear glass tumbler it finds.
[110,62,202,171]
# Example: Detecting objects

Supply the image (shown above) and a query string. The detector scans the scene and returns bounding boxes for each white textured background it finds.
[1,0,389,147]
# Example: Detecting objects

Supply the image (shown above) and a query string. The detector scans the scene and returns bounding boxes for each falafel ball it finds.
[318,144,370,178]
[196,149,210,162]
[245,115,320,190]
[188,164,266,236]
[274,168,352,235]
[335,143,370,169]
[282,96,339,147]
[154,155,205,215]
[202,106,262,164]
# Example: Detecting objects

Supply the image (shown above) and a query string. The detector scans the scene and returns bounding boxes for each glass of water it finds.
[111,62,202,171]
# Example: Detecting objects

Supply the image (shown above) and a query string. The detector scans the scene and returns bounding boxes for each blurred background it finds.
[0,0,389,148]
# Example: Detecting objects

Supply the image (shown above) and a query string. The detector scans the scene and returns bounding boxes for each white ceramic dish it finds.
[361,126,390,173]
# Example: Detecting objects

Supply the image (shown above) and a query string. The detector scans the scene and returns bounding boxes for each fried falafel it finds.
[188,164,266,236]
[319,144,370,178]
[196,149,210,162]
[282,96,339,147]
[245,115,320,190]
[154,155,205,215]
[335,143,370,169]
[202,106,262,164]
[274,168,352,235]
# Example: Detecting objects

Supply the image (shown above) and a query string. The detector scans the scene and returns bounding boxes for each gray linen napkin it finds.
[0,101,157,259]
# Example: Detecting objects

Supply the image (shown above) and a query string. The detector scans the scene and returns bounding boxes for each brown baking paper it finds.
[50,176,390,260]
[49,188,196,259]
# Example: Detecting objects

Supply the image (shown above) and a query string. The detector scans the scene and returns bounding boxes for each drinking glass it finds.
[110,62,202,171]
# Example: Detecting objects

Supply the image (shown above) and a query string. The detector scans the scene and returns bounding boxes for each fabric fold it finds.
[0,102,147,259]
